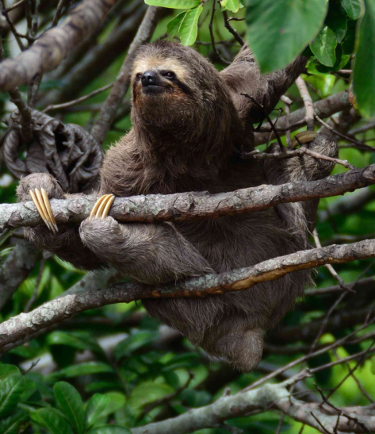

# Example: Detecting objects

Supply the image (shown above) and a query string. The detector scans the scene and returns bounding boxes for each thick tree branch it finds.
[0,0,117,91]
[0,239,374,350]
[39,6,146,107]
[254,91,351,145]
[2,164,375,231]
[129,375,375,434]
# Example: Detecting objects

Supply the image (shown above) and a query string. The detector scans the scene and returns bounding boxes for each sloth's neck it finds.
[134,124,232,191]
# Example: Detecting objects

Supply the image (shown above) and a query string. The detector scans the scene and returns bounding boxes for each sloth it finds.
[18,41,337,371]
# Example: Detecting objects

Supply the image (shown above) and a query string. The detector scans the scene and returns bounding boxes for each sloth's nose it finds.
[142,71,158,86]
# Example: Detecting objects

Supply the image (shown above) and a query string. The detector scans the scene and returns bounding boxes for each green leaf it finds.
[0,410,28,434]
[179,5,203,46]
[85,394,110,430]
[98,393,126,419]
[114,331,158,360]
[88,426,131,434]
[47,331,103,354]
[48,362,115,380]
[167,12,187,37]
[326,0,348,42]
[310,26,338,67]
[341,0,363,19]
[221,0,240,13]
[31,408,74,434]
[54,382,85,434]
[0,365,21,380]
[127,382,173,412]
[0,375,24,418]
[245,0,328,72]
[353,0,375,117]
[180,389,211,407]
[145,0,200,9]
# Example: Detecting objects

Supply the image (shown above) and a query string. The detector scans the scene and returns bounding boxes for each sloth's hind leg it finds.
[202,317,264,372]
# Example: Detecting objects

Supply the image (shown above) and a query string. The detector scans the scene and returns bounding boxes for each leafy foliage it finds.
[0,0,375,433]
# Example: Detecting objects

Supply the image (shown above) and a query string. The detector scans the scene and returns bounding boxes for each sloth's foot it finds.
[29,188,58,233]
[89,194,115,220]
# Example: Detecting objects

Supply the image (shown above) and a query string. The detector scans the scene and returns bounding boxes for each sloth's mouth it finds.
[142,84,172,95]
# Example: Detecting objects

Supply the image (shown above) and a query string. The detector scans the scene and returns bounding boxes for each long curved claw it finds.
[89,194,115,220]
[29,188,58,233]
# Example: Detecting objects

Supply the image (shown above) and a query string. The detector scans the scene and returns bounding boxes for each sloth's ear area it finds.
[220,45,307,124]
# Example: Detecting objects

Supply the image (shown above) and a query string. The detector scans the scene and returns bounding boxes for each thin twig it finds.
[43,83,114,113]
[312,229,354,291]
[209,0,230,64]
[0,0,25,50]
[137,372,194,421]
[241,93,284,152]
[280,95,292,147]
[310,412,331,434]
[25,258,46,313]
[51,0,68,28]
[242,316,374,392]
[242,146,355,170]
[3,0,26,13]
[222,10,244,45]
[316,115,370,149]
[296,76,315,131]
[8,88,33,143]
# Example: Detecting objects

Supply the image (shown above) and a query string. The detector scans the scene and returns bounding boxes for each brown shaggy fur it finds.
[18,41,337,371]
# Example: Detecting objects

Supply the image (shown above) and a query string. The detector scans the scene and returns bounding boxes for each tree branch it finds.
[2,164,375,231]
[254,91,351,145]
[129,375,375,434]
[0,0,117,91]
[0,239,375,351]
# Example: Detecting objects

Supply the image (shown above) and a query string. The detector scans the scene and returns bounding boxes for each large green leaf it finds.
[179,5,203,46]
[341,0,363,19]
[145,0,200,9]
[54,382,85,434]
[325,0,348,42]
[167,12,187,37]
[310,26,338,66]
[98,393,126,419]
[88,427,131,434]
[245,0,328,72]
[114,331,158,360]
[353,0,375,117]
[127,382,173,412]
[0,365,21,380]
[47,331,103,354]
[0,410,28,434]
[31,408,74,434]
[0,375,24,418]
[85,394,110,430]
[48,362,115,381]
[221,0,240,13]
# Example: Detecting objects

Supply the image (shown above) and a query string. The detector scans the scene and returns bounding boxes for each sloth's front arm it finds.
[18,173,213,283]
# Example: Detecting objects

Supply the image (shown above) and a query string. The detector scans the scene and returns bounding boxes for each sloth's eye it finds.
[135,73,142,80]
[163,71,175,79]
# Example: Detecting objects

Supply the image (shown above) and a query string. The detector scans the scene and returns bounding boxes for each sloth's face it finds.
[131,55,198,128]
[132,56,191,101]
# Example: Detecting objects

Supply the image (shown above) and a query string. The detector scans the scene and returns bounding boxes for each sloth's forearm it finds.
[79,219,214,284]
